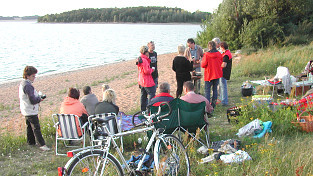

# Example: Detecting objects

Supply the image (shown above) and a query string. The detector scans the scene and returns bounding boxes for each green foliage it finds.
[235,100,298,136]
[240,17,284,49]
[0,133,26,154]
[233,42,313,77]
[197,0,313,49]
[58,88,67,94]
[38,7,210,23]
[0,103,14,111]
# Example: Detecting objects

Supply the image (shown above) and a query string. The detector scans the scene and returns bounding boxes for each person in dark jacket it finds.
[219,41,232,106]
[172,44,194,98]
[95,89,119,115]
[148,82,174,107]
[148,41,158,87]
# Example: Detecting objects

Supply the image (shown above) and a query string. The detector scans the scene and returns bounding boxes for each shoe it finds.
[39,145,51,151]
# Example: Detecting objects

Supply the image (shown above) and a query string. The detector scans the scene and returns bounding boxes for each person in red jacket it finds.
[137,45,156,111]
[201,41,223,108]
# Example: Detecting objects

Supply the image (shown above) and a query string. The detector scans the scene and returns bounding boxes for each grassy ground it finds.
[1,44,313,175]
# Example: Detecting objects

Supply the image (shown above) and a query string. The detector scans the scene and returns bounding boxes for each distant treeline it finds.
[38,6,210,23]
[0,16,38,20]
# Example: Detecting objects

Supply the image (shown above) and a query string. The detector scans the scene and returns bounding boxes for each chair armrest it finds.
[81,122,89,129]
[53,122,59,128]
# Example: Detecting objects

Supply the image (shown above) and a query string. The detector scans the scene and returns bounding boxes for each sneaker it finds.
[39,145,50,151]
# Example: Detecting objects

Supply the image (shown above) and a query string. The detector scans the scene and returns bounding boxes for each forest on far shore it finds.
[38,6,210,23]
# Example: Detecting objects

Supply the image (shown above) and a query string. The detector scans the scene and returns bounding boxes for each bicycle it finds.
[58,102,190,176]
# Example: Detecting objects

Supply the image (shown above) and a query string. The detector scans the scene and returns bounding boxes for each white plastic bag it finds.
[236,119,262,138]
[220,150,252,164]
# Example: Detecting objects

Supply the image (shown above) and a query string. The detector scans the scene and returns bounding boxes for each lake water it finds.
[0,21,201,84]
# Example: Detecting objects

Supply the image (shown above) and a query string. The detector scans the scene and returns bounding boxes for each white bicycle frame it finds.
[65,112,168,175]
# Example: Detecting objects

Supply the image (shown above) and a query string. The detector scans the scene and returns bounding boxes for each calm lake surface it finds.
[0,21,201,84]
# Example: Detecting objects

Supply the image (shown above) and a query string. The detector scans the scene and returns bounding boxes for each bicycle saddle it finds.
[92,116,115,124]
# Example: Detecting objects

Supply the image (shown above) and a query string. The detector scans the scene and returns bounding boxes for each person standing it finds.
[137,45,156,111]
[184,38,204,94]
[80,86,99,115]
[148,41,158,87]
[19,66,50,151]
[212,37,222,53]
[172,44,194,98]
[201,41,223,108]
[219,42,232,106]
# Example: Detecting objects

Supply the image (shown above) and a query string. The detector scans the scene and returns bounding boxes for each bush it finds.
[240,18,284,49]
[234,99,298,136]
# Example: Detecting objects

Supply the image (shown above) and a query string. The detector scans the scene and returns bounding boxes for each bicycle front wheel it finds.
[154,134,190,176]
[65,149,123,176]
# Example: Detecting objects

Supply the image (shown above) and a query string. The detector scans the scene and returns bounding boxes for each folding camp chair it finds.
[88,113,123,152]
[52,114,89,156]
[148,98,210,149]
[177,99,210,148]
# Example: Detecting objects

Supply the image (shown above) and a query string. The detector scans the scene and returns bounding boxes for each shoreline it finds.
[0,52,177,134]
[0,52,176,87]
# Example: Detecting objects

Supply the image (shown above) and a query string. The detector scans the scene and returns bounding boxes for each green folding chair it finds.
[146,98,209,149]
[177,99,209,148]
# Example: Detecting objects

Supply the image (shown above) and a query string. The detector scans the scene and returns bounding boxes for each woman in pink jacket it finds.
[137,46,156,111]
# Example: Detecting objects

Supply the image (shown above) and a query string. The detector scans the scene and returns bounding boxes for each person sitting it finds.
[80,86,99,115]
[147,82,174,107]
[95,89,119,115]
[101,83,110,100]
[180,81,213,113]
[60,87,89,137]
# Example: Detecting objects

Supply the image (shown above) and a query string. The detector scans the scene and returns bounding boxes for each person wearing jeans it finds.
[137,45,156,111]
[201,41,223,108]
[205,79,220,108]
[219,41,232,106]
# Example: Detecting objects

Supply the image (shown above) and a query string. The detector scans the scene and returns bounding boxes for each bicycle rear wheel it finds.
[65,149,123,176]
[154,134,190,176]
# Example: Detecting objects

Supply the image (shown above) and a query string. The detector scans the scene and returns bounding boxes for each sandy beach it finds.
[0,53,178,134]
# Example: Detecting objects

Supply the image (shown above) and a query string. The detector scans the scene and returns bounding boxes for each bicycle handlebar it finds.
[131,101,172,128]
[156,102,172,121]
[132,111,145,127]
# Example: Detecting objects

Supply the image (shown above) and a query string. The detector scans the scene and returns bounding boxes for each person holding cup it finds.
[19,66,50,151]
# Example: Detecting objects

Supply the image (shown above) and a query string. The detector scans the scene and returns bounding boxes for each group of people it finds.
[137,38,232,113]
[19,37,232,151]
[19,66,119,151]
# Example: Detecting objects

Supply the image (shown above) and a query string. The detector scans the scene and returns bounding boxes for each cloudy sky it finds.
[0,0,223,16]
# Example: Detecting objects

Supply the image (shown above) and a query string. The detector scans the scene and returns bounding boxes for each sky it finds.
[0,0,223,17]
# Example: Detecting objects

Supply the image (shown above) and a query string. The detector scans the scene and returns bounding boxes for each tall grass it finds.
[234,42,313,77]
[1,44,313,175]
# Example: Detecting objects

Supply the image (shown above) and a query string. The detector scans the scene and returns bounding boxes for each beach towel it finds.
[117,112,143,131]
